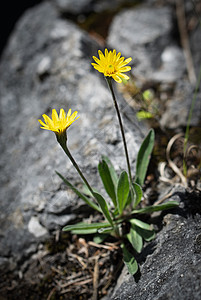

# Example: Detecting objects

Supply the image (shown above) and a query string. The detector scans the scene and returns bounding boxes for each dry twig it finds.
[166,133,187,187]
[176,0,197,85]
[92,257,99,300]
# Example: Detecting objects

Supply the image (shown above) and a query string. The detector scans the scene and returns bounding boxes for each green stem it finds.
[106,77,132,183]
[183,64,201,175]
[57,135,95,196]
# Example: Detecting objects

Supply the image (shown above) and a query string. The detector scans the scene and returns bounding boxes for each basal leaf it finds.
[62,221,111,232]
[126,189,133,207]
[98,159,117,207]
[130,218,151,230]
[132,201,179,214]
[56,171,101,213]
[121,243,138,275]
[135,226,155,242]
[135,129,155,186]
[81,183,99,198]
[93,234,109,244]
[129,219,155,242]
[93,192,113,226]
[133,182,143,208]
[102,156,118,188]
[127,225,143,253]
[71,228,97,234]
[117,171,130,214]
[97,227,113,234]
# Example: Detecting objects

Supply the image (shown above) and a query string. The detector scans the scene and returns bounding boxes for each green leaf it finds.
[133,182,143,208]
[127,225,143,253]
[71,228,97,234]
[93,192,113,226]
[131,201,179,215]
[117,171,130,214]
[112,207,119,217]
[121,243,138,275]
[130,218,151,230]
[93,234,108,244]
[125,189,133,207]
[102,156,118,188]
[56,171,101,212]
[135,129,155,186]
[97,227,113,234]
[63,221,111,232]
[129,219,155,242]
[143,89,153,102]
[135,226,155,242]
[137,111,153,120]
[98,159,117,207]
[81,183,99,198]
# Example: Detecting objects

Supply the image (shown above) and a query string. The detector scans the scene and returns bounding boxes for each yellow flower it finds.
[38,108,79,134]
[91,48,132,83]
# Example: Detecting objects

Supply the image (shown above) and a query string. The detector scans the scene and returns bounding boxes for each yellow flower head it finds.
[91,48,132,83]
[38,108,79,134]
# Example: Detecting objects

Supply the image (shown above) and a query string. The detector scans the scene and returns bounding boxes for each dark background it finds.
[0,0,42,57]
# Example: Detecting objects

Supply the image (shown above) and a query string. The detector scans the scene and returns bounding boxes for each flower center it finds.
[106,64,116,75]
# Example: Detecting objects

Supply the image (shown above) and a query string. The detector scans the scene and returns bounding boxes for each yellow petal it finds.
[43,114,54,127]
[92,64,104,73]
[52,109,59,123]
[105,48,109,57]
[108,51,112,63]
[59,109,66,121]
[71,111,78,119]
[116,52,121,61]
[67,108,72,119]
[112,74,122,83]
[120,66,131,72]
[38,119,48,127]
[119,73,130,80]
[98,50,104,60]
[92,56,100,64]
[119,57,132,67]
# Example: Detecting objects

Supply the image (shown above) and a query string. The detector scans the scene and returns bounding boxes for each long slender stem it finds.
[183,64,201,175]
[59,140,95,196]
[106,77,132,183]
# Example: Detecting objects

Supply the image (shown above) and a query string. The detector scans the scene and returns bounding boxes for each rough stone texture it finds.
[0,1,144,266]
[110,187,201,300]
[52,0,92,14]
[160,79,201,129]
[191,25,201,77]
[28,216,48,238]
[52,0,127,14]
[151,45,185,83]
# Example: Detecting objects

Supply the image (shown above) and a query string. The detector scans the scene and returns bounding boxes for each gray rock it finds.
[110,188,201,300]
[107,6,175,80]
[40,213,76,231]
[0,1,144,263]
[160,79,201,129]
[52,0,92,14]
[36,56,52,79]
[28,216,48,238]
[52,0,127,15]
[189,7,201,78]
[0,257,17,274]
[152,45,186,83]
